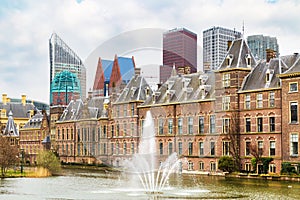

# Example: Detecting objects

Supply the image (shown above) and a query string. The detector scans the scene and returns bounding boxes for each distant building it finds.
[49,33,86,106]
[203,26,241,70]
[19,111,50,164]
[161,28,197,82]
[0,94,36,131]
[247,34,279,60]
[93,55,135,97]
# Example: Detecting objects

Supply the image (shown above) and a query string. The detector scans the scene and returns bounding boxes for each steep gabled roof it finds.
[218,38,256,70]
[93,57,105,91]
[114,75,152,103]
[3,111,19,136]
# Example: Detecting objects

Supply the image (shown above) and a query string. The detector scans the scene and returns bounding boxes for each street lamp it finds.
[20,149,24,174]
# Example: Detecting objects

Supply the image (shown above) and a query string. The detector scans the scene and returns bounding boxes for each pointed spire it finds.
[171,63,177,77]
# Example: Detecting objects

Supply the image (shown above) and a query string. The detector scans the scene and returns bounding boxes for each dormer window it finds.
[226,54,234,67]
[266,72,270,82]
[245,54,251,67]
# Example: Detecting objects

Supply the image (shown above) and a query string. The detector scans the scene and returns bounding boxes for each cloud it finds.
[0,0,300,103]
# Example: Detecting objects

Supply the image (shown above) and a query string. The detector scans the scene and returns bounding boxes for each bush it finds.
[218,156,235,173]
[36,150,61,175]
[281,162,298,175]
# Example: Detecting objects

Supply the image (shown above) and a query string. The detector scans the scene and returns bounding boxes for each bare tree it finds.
[228,112,241,171]
[0,136,19,177]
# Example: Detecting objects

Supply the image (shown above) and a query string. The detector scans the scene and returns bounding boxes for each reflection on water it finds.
[0,169,299,199]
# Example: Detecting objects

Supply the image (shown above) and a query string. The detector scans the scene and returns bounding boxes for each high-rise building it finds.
[203,26,241,70]
[247,34,279,60]
[161,28,197,82]
[49,33,86,106]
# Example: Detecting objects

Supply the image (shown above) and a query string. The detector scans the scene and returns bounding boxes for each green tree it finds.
[0,136,19,177]
[218,156,235,173]
[36,150,61,175]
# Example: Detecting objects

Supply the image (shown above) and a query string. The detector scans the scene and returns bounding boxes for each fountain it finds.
[124,111,181,194]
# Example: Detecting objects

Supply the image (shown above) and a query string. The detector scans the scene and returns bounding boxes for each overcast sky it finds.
[1,0,300,103]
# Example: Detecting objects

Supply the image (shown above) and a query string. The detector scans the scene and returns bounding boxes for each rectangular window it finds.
[269,91,275,107]
[116,143,119,155]
[131,142,134,154]
[188,142,193,155]
[222,141,230,156]
[245,118,251,132]
[111,143,114,155]
[222,73,230,87]
[199,142,204,156]
[257,117,263,132]
[290,102,298,123]
[290,133,298,156]
[222,118,230,134]
[270,141,275,156]
[210,115,216,134]
[159,119,164,135]
[222,96,230,111]
[168,142,173,155]
[245,163,251,172]
[210,162,216,171]
[131,103,135,116]
[199,162,204,171]
[123,124,127,136]
[257,93,263,108]
[168,119,173,134]
[178,118,183,135]
[188,161,194,171]
[269,117,275,132]
[131,123,134,136]
[290,82,298,92]
[188,117,193,135]
[258,141,263,156]
[245,94,251,109]
[123,142,127,155]
[116,124,120,136]
[111,125,114,137]
[210,142,215,156]
[123,105,127,116]
[198,116,204,134]
[246,141,251,156]
[269,164,276,173]
[178,142,182,155]
[159,142,163,155]
[116,106,120,117]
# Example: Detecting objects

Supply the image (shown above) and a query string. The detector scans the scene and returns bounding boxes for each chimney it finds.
[21,94,26,106]
[227,40,232,51]
[2,94,7,105]
[135,68,141,76]
[266,49,276,62]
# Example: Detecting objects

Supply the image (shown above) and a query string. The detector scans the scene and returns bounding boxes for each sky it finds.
[1,0,300,104]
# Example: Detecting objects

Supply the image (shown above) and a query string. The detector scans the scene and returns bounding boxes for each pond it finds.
[0,169,299,199]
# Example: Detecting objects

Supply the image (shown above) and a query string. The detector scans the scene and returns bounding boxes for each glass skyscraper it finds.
[49,33,86,106]
[247,35,279,61]
[203,26,241,70]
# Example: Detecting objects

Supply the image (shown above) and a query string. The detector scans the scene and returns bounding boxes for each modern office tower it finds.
[203,26,241,70]
[161,28,197,82]
[49,33,86,106]
[247,35,279,60]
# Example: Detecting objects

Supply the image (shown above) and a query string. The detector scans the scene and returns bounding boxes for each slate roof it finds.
[0,102,36,118]
[281,54,300,75]
[114,75,153,103]
[218,38,256,70]
[3,111,19,136]
[58,97,108,122]
[23,111,43,129]
[141,71,215,106]
[241,54,300,91]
